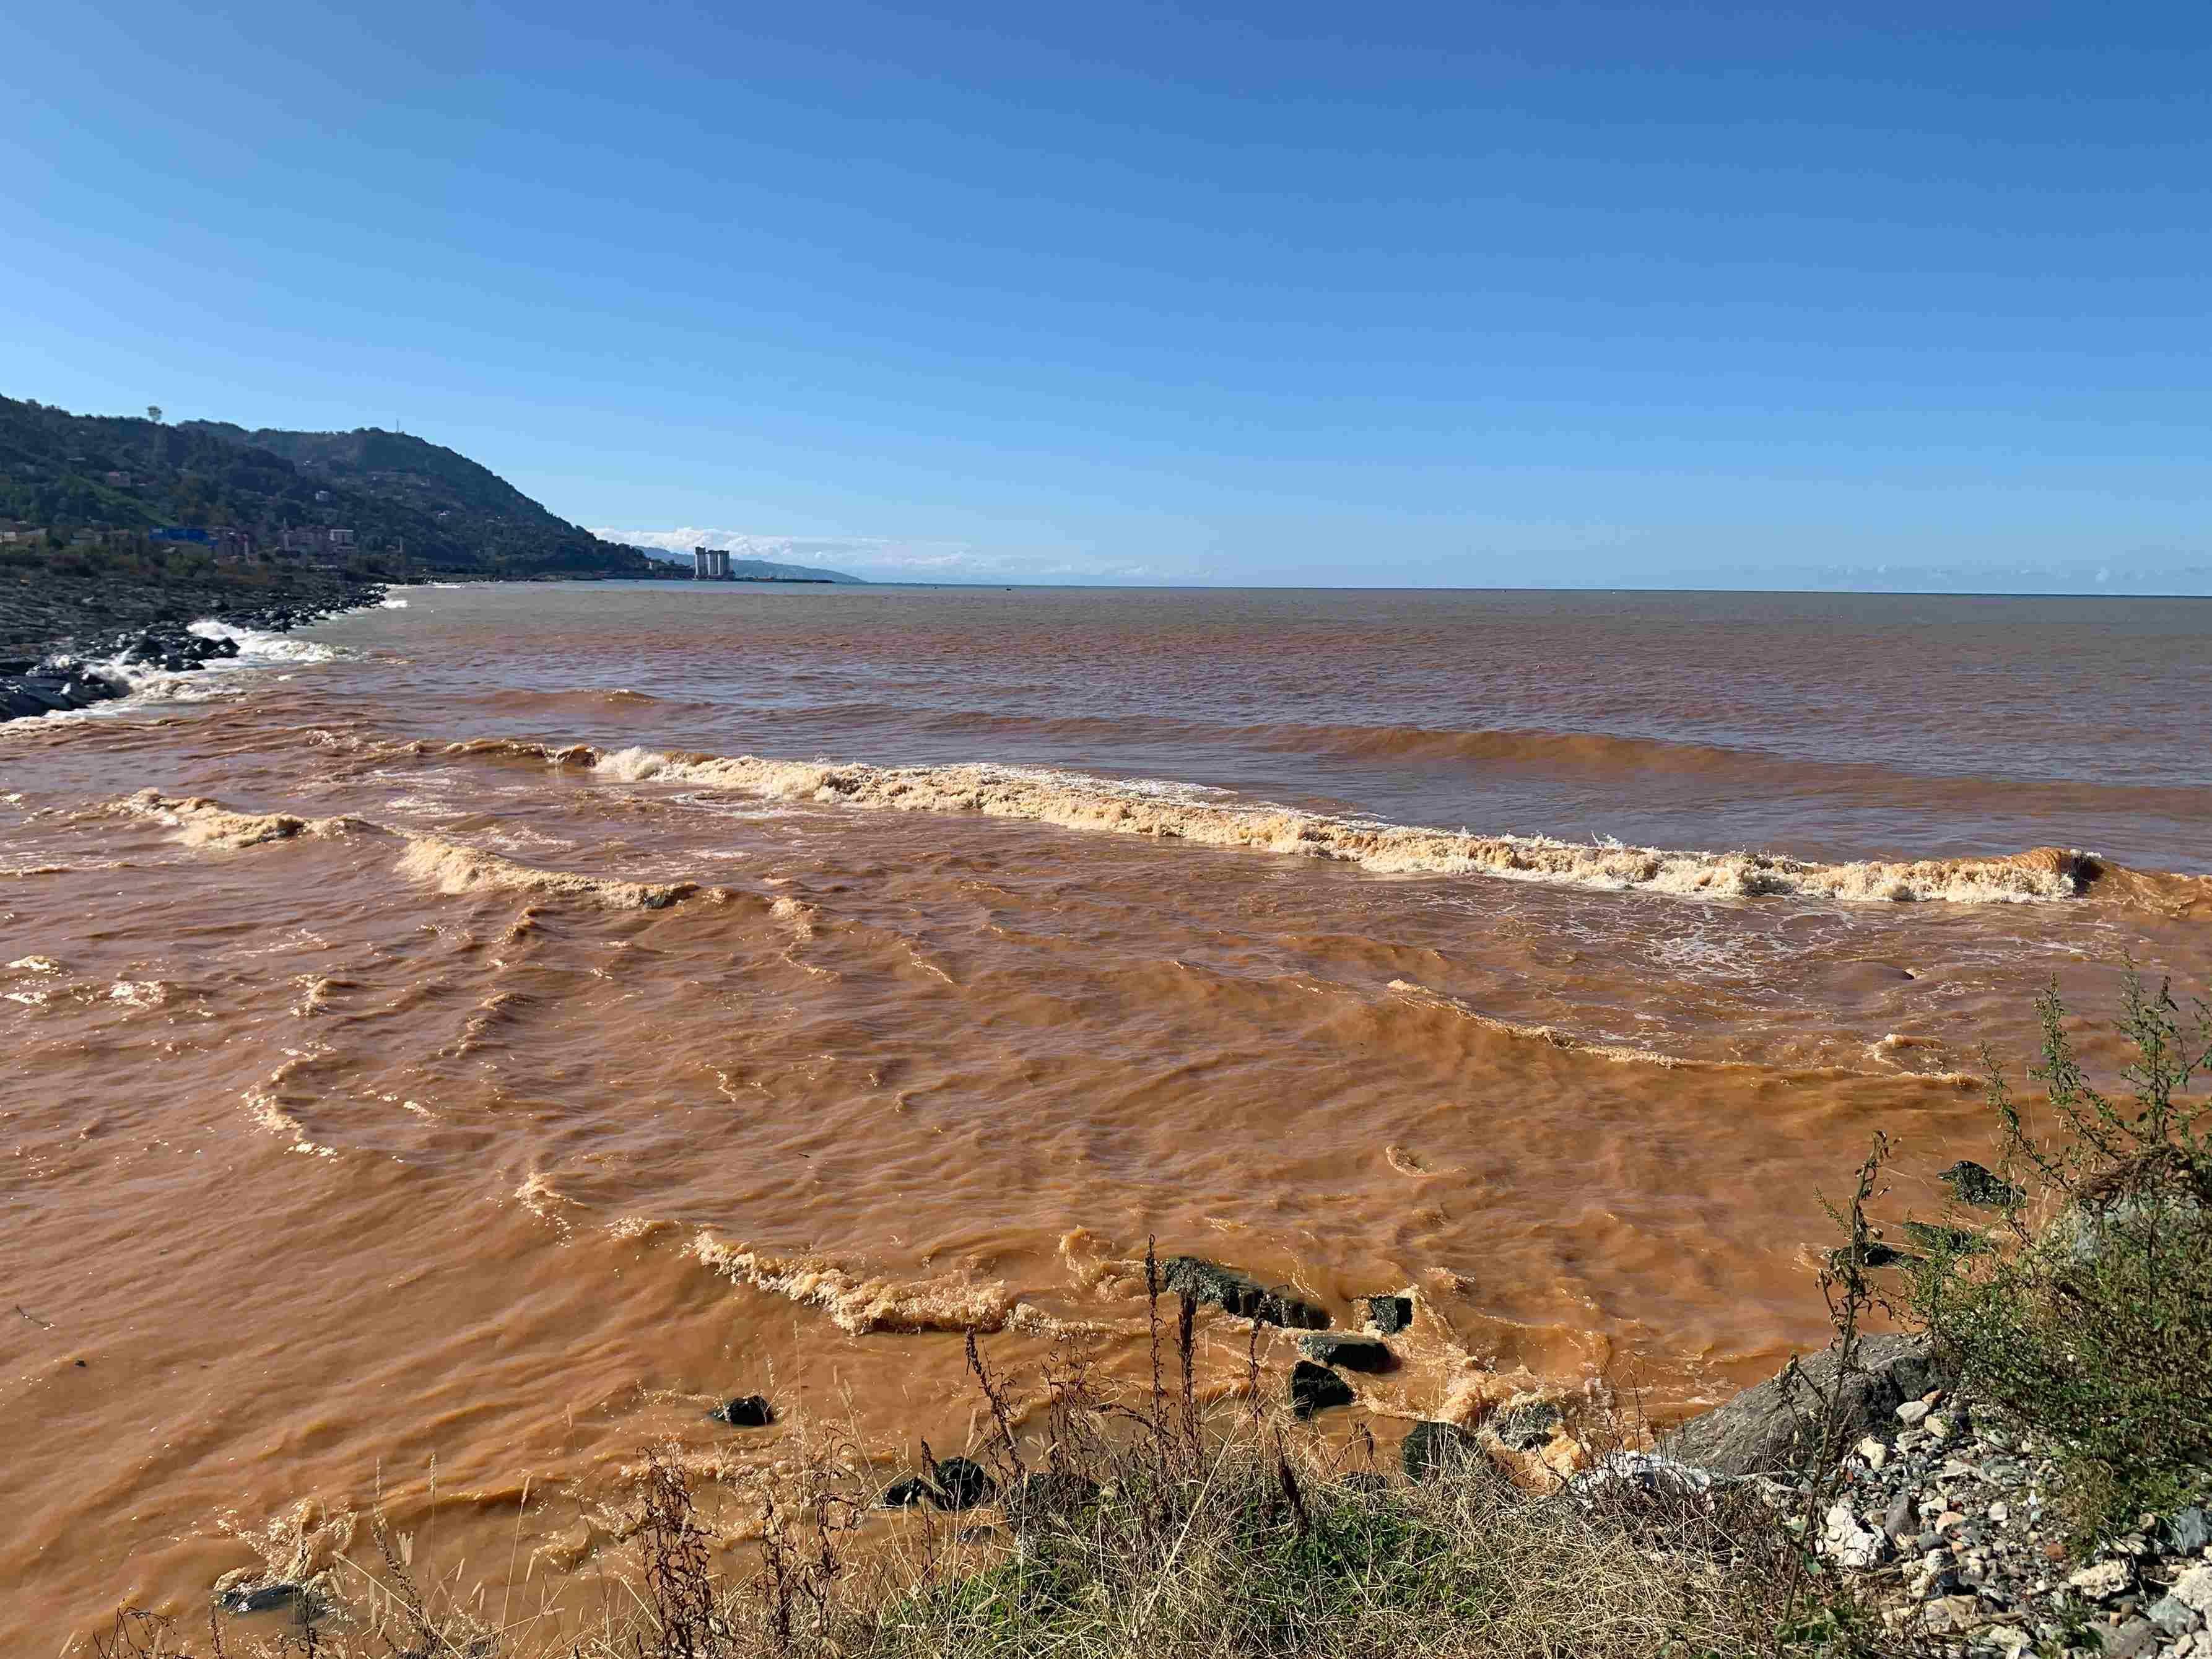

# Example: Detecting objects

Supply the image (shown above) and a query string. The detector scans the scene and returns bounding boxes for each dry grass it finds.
[95,1252,1875,1659]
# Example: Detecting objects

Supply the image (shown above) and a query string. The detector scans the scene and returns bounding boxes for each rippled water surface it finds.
[4,583,2208,1645]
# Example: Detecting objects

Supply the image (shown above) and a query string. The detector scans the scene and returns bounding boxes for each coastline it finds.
[0,568,391,723]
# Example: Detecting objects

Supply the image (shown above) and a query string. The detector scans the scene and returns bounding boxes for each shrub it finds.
[1910,967,2212,1538]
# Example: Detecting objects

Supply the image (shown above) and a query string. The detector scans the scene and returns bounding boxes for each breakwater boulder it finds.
[0,590,381,725]
[1161,1256,1330,1330]
[1297,1333,1393,1373]
[1662,1333,1952,1477]
[883,1455,996,1512]
[1289,1360,1356,1419]
[712,1394,774,1427]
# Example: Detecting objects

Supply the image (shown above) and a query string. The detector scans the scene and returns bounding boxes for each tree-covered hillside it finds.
[0,396,660,577]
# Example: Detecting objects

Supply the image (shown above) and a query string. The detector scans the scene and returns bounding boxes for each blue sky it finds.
[2,2,2206,587]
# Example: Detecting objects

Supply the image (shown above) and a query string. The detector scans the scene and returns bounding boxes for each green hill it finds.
[0,396,659,578]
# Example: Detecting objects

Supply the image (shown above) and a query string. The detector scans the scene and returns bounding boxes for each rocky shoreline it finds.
[688,1251,2212,1658]
[1799,1369,2210,1657]
[0,581,386,724]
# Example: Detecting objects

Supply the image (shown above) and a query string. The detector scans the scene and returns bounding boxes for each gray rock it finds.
[1297,1333,1393,1373]
[2171,1506,2212,1556]
[1489,1399,1562,1453]
[1884,1492,1918,1540]
[2149,1595,2201,1637]
[219,1583,300,1615]
[2053,1190,2208,1268]
[2096,1618,2160,1658]
[1362,1294,1413,1335]
[1661,1334,1955,1477]
[1162,1256,1330,1330]
[1939,1161,2024,1209]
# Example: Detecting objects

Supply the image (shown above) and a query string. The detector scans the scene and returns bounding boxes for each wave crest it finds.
[583,746,2100,905]
[394,837,702,910]
[109,790,364,849]
[98,791,720,911]
[690,1233,1068,1336]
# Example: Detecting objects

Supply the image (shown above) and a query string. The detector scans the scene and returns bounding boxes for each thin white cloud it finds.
[590,527,1172,582]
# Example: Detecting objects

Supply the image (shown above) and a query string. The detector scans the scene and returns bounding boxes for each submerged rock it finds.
[933,1457,995,1510]
[1289,1361,1354,1420]
[1297,1333,1393,1373]
[1161,1255,1330,1330]
[1938,1160,2024,1209]
[1362,1293,1414,1335]
[883,1456,997,1512]
[712,1394,773,1427]
[1487,1398,1562,1453]
[219,1583,300,1614]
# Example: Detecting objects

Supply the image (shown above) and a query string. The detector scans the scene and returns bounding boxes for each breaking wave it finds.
[105,789,365,849]
[98,791,722,911]
[185,620,339,664]
[690,1232,1073,1336]
[577,744,2101,905]
[393,837,703,910]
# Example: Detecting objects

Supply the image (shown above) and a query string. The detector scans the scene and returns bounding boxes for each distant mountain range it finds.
[0,396,660,578]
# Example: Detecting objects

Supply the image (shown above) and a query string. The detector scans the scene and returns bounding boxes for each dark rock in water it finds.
[1661,1333,1953,1477]
[1826,1239,1920,1272]
[1289,1360,1354,1420]
[1401,1419,1484,1484]
[1162,1255,1330,1330]
[1939,1161,2024,1209]
[883,1457,997,1512]
[11,679,76,714]
[882,1475,938,1509]
[1298,1333,1393,1373]
[220,1583,300,1614]
[933,1457,995,1510]
[1005,1471,1100,1531]
[712,1395,773,1427]
[1487,1399,1562,1453]
[1901,1220,1992,1256]
[1,683,49,720]
[1362,1294,1413,1335]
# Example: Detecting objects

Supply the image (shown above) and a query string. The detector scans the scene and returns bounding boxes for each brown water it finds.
[4,583,2208,1647]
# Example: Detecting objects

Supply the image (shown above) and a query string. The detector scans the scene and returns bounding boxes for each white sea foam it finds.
[578,744,2102,906]
[186,619,338,664]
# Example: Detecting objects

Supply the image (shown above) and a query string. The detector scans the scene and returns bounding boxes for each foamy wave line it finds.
[690,1232,1071,1336]
[102,791,718,911]
[186,619,339,664]
[580,744,2097,905]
